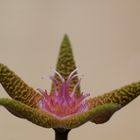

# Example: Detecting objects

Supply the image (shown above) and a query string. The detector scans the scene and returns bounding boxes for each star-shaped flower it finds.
[0,35,140,140]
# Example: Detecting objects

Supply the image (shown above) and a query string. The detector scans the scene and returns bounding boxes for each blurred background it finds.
[0,0,140,140]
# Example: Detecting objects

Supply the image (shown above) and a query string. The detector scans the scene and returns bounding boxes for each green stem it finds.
[54,129,70,140]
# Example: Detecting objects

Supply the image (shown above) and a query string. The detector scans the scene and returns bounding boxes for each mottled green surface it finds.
[0,98,57,128]
[0,64,41,107]
[0,98,120,129]
[88,81,140,124]
[61,103,121,129]
[51,35,80,95]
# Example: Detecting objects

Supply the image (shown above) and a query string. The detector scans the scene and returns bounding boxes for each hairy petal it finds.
[0,64,41,107]
[88,81,140,124]
[51,35,80,95]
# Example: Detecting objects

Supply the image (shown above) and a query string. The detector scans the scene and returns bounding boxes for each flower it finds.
[0,35,139,137]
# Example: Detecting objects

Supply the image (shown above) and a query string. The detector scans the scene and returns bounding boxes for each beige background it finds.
[0,0,140,140]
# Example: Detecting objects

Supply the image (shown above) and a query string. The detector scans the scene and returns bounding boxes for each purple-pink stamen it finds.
[38,69,90,119]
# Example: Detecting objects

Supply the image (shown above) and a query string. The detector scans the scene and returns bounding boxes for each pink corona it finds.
[38,69,90,119]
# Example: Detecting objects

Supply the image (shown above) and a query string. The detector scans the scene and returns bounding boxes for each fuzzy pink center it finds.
[38,69,89,119]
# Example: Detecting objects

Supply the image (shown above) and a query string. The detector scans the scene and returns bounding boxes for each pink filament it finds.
[38,69,90,119]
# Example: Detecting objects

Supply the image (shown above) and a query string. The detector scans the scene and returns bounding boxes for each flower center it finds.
[38,69,90,119]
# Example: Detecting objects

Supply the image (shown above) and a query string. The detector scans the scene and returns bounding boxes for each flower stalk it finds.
[54,129,70,140]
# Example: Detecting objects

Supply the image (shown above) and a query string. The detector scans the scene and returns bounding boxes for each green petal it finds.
[0,98,59,128]
[60,103,121,129]
[51,35,80,95]
[0,98,121,129]
[90,103,121,124]
[0,64,41,107]
[88,81,140,124]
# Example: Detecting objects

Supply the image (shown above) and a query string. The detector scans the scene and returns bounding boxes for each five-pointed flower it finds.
[0,35,140,131]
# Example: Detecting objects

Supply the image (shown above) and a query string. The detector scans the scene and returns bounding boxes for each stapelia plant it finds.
[0,35,140,140]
